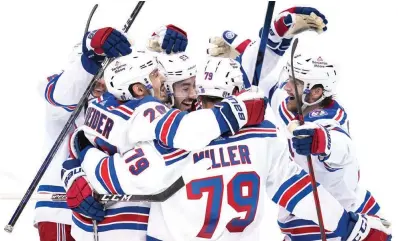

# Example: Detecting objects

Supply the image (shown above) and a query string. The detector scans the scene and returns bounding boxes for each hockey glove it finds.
[292,122,331,159]
[61,158,105,222]
[69,130,94,160]
[207,30,252,58]
[215,86,265,135]
[235,86,266,127]
[266,7,328,56]
[82,27,132,74]
[208,7,327,58]
[274,7,328,38]
[344,212,391,241]
[147,24,188,54]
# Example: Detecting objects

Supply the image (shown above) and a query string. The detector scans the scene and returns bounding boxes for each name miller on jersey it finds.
[193,144,251,169]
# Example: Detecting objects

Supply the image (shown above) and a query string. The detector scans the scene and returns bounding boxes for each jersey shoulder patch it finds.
[308,109,329,118]
[304,100,348,126]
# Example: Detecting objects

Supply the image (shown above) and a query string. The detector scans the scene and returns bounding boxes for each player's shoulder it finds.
[304,100,348,126]
[89,92,135,120]
[252,120,278,129]
[232,120,278,138]
[206,120,279,149]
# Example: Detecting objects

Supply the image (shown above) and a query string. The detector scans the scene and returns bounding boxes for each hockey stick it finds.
[84,4,98,34]
[0,177,184,203]
[84,8,100,240]
[93,220,99,241]
[4,2,145,233]
[252,1,276,86]
[290,38,327,241]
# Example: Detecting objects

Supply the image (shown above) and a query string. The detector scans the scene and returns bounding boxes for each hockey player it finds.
[157,53,197,111]
[69,57,391,241]
[207,7,388,240]
[63,48,267,240]
[36,27,132,241]
[38,23,188,241]
[274,54,384,241]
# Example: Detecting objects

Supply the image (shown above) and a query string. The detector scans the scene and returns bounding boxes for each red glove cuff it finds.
[311,127,327,154]
[90,27,114,55]
[243,99,265,127]
[166,24,187,37]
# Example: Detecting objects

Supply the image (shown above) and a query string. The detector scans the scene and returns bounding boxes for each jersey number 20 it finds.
[186,171,260,239]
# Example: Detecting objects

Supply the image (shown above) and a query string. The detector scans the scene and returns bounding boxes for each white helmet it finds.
[284,53,337,106]
[104,50,160,101]
[196,57,244,98]
[157,52,196,105]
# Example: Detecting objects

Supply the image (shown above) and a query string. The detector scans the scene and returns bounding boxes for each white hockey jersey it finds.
[239,45,381,240]
[35,42,93,225]
[79,120,356,241]
[77,93,231,155]
[67,93,151,241]
[69,91,249,240]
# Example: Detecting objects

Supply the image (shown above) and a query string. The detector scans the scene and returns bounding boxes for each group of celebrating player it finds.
[34,5,392,241]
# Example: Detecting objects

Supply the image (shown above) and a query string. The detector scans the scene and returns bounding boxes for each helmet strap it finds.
[301,93,326,111]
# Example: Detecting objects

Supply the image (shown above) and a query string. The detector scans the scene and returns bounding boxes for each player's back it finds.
[71,93,158,241]
[76,93,164,153]
[147,120,286,241]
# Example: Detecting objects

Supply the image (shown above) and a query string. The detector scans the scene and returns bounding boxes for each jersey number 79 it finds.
[186,171,260,239]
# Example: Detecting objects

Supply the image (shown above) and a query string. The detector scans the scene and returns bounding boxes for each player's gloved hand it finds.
[274,7,328,38]
[291,121,331,159]
[344,212,391,241]
[61,158,105,221]
[147,24,188,54]
[234,86,266,127]
[215,86,265,135]
[82,27,132,74]
[207,30,252,58]
[69,130,94,160]
[266,7,327,56]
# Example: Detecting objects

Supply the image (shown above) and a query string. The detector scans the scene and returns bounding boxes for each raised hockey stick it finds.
[4,2,146,233]
[84,4,98,34]
[290,38,327,241]
[252,1,275,86]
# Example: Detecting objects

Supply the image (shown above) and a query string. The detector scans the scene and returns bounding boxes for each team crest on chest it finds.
[309,109,328,118]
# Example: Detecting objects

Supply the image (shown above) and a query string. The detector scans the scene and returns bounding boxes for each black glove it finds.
[73,131,93,158]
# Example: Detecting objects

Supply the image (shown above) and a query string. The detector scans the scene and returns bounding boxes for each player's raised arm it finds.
[207,7,328,101]
[39,27,132,119]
